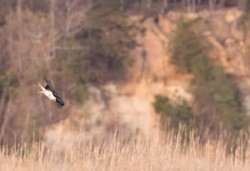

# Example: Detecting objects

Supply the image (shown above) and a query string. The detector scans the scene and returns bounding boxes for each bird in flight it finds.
[35,77,64,106]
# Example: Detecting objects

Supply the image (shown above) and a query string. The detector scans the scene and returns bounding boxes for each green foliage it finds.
[169,17,206,74]
[54,0,137,102]
[193,62,249,132]
[169,17,250,134]
[61,0,137,83]
[0,50,18,96]
[243,0,250,14]
[75,84,89,102]
[153,95,194,129]
[0,74,13,96]
[80,0,137,82]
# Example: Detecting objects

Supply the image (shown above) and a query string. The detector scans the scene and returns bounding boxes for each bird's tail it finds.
[56,98,64,106]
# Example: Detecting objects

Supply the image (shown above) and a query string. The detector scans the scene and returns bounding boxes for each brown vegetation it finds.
[1,2,250,170]
[1,130,250,171]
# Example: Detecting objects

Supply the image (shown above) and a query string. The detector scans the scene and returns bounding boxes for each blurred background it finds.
[0,0,250,149]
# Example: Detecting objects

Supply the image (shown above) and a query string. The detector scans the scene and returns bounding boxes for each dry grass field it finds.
[0,131,250,171]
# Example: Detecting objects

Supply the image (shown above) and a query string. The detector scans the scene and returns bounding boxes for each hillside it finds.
[41,8,250,147]
[1,1,250,170]
[0,0,250,150]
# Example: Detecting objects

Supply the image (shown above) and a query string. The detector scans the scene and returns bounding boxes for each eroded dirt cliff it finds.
[44,8,250,148]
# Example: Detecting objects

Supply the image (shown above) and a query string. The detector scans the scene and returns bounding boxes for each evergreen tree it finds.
[153,95,194,129]
[55,0,137,102]
[77,0,137,83]
[168,17,249,134]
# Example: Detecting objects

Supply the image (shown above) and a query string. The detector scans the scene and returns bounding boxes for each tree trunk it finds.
[49,0,56,60]
[147,0,152,8]
[208,0,216,10]
[16,0,23,75]
[162,0,168,14]
[191,0,196,12]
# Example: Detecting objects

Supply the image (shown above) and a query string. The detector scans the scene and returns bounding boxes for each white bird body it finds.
[44,90,57,101]
[37,83,56,101]
[35,77,64,106]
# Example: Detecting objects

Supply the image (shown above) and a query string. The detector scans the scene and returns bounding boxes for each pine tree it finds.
[55,0,137,102]
[153,95,194,129]
[169,17,250,134]
[78,0,137,83]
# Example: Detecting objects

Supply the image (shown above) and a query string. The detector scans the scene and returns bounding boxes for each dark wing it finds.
[43,76,64,106]
[43,76,55,91]
[54,93,64,106]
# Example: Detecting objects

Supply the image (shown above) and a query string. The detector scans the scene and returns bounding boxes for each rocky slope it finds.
[44,8,250,147]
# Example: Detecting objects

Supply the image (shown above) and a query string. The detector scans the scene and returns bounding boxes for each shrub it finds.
[153,94,194,129]
[168,17,250,135]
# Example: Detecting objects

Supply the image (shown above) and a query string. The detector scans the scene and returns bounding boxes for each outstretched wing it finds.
[43,76,64,106]
[43,76,55,91]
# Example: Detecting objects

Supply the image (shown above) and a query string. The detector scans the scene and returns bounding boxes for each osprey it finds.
[35,77,64,106]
